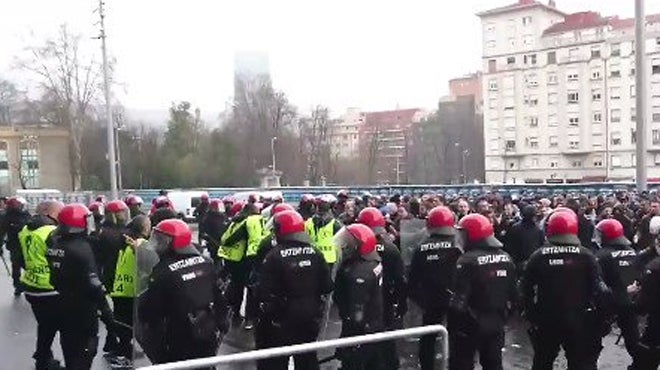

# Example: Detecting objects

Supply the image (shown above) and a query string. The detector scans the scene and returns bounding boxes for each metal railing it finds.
[137,325,448,370]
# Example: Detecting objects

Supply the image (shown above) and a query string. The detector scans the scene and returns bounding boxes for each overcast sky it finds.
[2,0,659,117]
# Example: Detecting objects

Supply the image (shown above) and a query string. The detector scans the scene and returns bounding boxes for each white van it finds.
[166,190,209,222]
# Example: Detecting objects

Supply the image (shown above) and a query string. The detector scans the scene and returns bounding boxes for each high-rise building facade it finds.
[329,108,364,159]
[478,0,660,184]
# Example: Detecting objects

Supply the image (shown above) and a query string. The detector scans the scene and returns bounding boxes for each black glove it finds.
[99,298,115,332]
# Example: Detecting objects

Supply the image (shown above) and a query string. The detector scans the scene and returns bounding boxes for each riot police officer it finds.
[408,206,462,370]
[251,203,295,281]
[521,209,609,370]
[333,224,384,370]
[255,210,333,370]
[356,207,406,370]
[633,253,660,369]
[19,200,64,370]
[47,203,114,370]
[448,213,516,370]
[137,219,219,368]
[594,219,641,368]
[305,195,343,266]
[0,196,31,296]
[199,199,228,260]
[125,195,145,219]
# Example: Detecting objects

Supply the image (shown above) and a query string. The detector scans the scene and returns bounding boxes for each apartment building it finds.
[478,0,660,184]
[329,108,364,158]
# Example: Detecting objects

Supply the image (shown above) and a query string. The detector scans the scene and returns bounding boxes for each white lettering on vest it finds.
[477,254,511,265]
[542,246,580,255]
[549,259,564,266]
[611,250,636,259]
[168,256,205,272]
[420,242,453,252]
[280,247,316,258]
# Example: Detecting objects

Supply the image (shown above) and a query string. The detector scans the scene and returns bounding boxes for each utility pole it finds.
[635,0,647,191]
[97,0,118,200]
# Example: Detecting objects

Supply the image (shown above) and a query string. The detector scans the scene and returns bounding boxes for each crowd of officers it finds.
[0,189,659,370]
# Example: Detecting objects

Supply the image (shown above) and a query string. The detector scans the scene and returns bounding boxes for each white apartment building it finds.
[329,107,364,158]
[478,0,660,184]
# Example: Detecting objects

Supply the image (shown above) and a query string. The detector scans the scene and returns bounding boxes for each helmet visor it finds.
[454,227,467,252]
[86,213,96,235]
[333,227,360,260]
[592,228,603,248]
[148,230,173,255]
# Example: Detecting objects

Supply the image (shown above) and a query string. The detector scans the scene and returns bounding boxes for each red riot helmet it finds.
[595,219,630,247]
[88,201,104,217]
[456,213,502,250]
[333,224,380,261]
[6,196,27,211]
[268,210,309,244]
[105,200,130,226]
[201,193,209,203]
[125,195,144,207]
[357,207,386,231]
[545,210,580,245]
[272,203,295,216]
[209,199,225,213]
[150,219,193,255]
[426,206,456,236]
[229,202,245,217]
[58,203,95,235]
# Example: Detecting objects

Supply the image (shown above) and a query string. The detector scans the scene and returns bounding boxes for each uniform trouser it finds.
[338,327,383,370]
[112,297,134,358]
[60,310,99,370]
[156,338,217,370]
[637,318,660,370]
[256,318,320,370]
[26,294,61,369]
[224,260,251,316]
[607,307,641,368]
[529,323,601,370]
[8,246,22,290]
[420,309,447,370]
[449,330,504,370]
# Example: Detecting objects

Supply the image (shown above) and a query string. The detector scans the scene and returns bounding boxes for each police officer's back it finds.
[96,200,130,291]
[199,199,227,259]
[408,206,461,370]
[633,253,660,369]
[255,210,332,370]
[138,219,218,366]
[333,224,383,370]
[47,204,114,370]
[0,196,31,296]
[448,214,516,370]
[504,205,544,269]
[521,209,607,370]
[593,219,641,368]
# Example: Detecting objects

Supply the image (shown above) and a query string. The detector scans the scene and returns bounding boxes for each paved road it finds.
[2,252,635,370]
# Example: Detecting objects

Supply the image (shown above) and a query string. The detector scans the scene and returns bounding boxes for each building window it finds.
[488,79,498,91]
[610,87,621,100]
[631,85,636,98]
[506,56,516,65]
[611,131,622,146]
[568,48,580,62]
[525,73,538,87]
[488,59,497,73]
[653,59,660,74]
[548,73,558,84]
[611,155,621,168]
[591,69,601,80]
[505,140,516,151]
[550,159,559,168]
[611,43,621,57]
[549,136,558,148]
[531,158,540,168]
[591,46,601,58]
[522,16,533,26]
[593,140,603,150]
[19,138,39,188]
[509,162,516,169]
[527,137,539,149]
[631,129,637,144]
[592,89,602,101]
[611,109,621,123]
[593,157,604,167]
[0,141,8,187]
[593,112,602,122]
[548,114,558,127]
[529,116,539,127]
[655,153,660,165]
[524,54,537,65]
[489,98,498,109]
[567,72,579,81]
[567,92,579,104]
[572,160,583,168]
[654,110,660,122]
[568,136,580,149]
[489,140,499,152]
[568,116,579,127]
[630,68,636,76]
[610,65,621,78]
[631,107,637,121]
[547,51,556,64]
[524,95,539,106]
[548,92,558,105]
[523,35,534,47]
[486,40,496,49]
[654,129,660,145]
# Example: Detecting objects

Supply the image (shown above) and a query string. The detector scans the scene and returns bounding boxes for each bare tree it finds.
[16,25,103,190]
[300,106,331,185]
[365,127,381,184]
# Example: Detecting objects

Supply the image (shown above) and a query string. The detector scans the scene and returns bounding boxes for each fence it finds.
[137,325,448,370]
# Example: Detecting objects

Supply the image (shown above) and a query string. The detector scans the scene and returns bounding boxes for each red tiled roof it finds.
[477,0,565,18]
[542,11,610,35]
[364,109,421,128]
[610,14,660,29]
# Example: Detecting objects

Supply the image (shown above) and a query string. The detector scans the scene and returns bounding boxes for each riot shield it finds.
[399,218,428,268]
[133,240,163,366]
